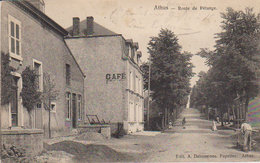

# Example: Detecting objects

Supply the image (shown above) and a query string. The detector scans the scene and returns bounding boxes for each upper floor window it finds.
[8,15,22,61]
[129,71,134,91]
[33,59,43,91]
[66,64,71,85]
[139,78,142,95]
[135,76,139,93]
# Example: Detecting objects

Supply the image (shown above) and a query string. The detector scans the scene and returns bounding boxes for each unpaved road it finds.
[40,108,260,162]
[102,108,260,162]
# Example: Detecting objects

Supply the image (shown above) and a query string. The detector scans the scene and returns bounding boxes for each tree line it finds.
[190,8,260,126]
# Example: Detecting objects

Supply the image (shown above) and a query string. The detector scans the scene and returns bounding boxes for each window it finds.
[8,15,22,61]
[135,76,138,93]
[33,59,43,91]
[50,102,56,113]
[139,78,142,95]
[66,92,71,120]
[36,103,42,109]
[11,76,19,126]
[66,64,71,85]
[129,71,133,90]
[135,104,138,122]
[129,102,134,122]
[139,105,143,122]
[128,45,131,57]
[131,47,135,60]
[78,95,82,120]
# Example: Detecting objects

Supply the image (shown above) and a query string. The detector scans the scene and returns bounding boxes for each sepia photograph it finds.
[0,0,260,162]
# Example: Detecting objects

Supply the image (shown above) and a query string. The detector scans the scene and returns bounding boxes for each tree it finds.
[1,52,16,105]
[20,66,42,127]
[41,72,59,138]
[193,8,260,125]
[147,29,194,127]
[140,62,149,91]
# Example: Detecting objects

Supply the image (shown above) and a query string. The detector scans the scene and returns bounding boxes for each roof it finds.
[12,1,68,36]
[66,19,118,37]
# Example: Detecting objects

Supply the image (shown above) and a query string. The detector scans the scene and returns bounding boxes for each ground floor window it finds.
[10,76,19,126]
[129,102,134,122]
[139,105,143,122]
[66,92,71,120]
[135,104,138,122]
[78,95,82,120]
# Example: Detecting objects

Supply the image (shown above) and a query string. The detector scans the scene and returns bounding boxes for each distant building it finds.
[0,0,85,155]
[65,17,144,133]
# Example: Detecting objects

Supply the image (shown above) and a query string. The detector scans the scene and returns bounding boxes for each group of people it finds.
[175,115,253,152]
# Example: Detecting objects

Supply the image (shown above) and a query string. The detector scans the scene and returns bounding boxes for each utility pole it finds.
[147,56,151,129]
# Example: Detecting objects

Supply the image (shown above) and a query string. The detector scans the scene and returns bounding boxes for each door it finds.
[11,76,19,127]
[72,94,77,128]
[35,103,43,129]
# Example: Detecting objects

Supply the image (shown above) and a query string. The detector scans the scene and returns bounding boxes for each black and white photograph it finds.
[0,0,260,162]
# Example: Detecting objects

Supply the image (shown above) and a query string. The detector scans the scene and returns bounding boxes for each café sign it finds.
[106,73,126,83]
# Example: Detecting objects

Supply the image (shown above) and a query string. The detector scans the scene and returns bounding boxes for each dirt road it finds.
[40,108,260,162]
[103,108,260,162]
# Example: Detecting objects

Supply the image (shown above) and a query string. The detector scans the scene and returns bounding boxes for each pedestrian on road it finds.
[212,120,217,131]
[240,121,253,152]
[182,117,186,129]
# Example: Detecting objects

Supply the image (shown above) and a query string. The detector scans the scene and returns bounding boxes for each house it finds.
[65,17,144,133]
[0,0,85,156]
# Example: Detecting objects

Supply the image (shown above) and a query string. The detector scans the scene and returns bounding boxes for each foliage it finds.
[140,62,149,90]
[41,72,59,110]
[147,29,194,112]
[1,52,16,105]
[191,8,260,120]
[20,66,42,113]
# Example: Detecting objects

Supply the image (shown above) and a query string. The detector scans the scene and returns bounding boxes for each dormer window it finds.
[131,46,135,61]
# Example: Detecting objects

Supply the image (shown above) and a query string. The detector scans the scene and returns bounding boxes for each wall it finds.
[65,36,127,123]
[1,129,43,157]
[1,2,84,137]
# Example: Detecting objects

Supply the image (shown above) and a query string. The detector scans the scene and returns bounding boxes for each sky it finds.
[44,0,260,86]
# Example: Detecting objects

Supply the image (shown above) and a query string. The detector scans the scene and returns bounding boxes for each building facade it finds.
[65,17,144,133]
[0,0,85,150]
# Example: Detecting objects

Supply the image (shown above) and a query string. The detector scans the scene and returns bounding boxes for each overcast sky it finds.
[44,0,260,86]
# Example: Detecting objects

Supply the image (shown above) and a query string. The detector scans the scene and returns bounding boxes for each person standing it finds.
[182,117,186,129]
[240,121,253,152]
[212,120,217,131]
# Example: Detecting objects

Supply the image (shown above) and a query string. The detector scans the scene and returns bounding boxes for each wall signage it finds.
[106,73,126,83]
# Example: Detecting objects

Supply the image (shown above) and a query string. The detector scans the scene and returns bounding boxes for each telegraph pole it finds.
[147,56,151,129]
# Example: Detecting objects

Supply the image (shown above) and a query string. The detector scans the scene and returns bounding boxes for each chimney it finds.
[73,17,80,36]
[86,17,94,35]
[25,0,45,13]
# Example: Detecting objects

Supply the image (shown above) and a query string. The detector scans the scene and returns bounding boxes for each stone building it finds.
[65,17,144,133]
[0,0,85,155]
